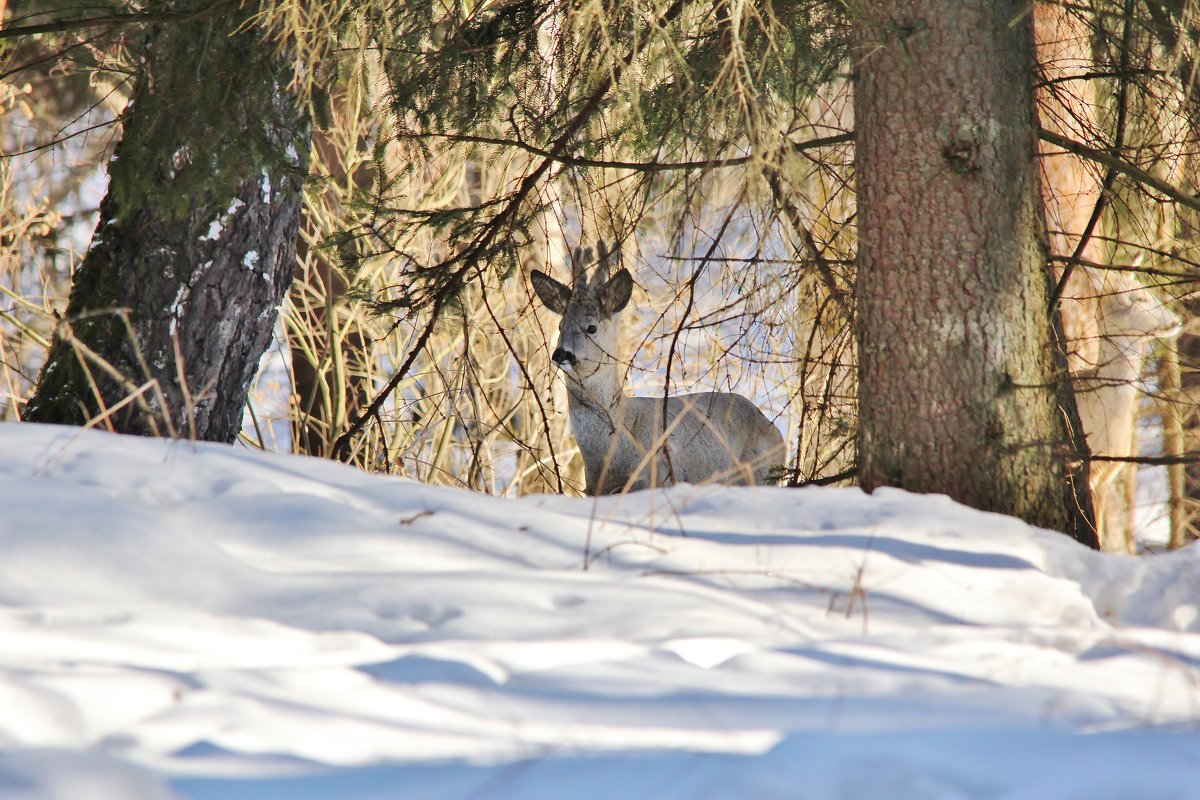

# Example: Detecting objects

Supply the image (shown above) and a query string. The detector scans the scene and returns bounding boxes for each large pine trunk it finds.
[24,3,308,442]
[853,1,1087,540]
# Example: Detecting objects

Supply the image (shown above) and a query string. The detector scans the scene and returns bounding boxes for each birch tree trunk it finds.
[854,1,1091,542]
[24,2,308,442]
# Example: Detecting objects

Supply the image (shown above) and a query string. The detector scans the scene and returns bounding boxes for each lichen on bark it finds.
[25,1,310,442]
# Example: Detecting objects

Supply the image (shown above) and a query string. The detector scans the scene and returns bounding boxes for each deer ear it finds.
[602,268,633,315]
[530,270,571,315]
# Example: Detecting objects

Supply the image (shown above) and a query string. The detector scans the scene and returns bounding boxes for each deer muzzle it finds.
[552,347,577,369]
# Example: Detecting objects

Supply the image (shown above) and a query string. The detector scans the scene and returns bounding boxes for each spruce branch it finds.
[0,2,241,40]
[408,130,853,172]
[1037,127,1200,216]
[335,0,693,457]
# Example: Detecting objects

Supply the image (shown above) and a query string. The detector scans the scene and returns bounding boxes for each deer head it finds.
[530,241,633,384]
[1097,272,1182,342]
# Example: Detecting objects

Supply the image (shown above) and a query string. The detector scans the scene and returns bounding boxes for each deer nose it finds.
[552,347,576,367]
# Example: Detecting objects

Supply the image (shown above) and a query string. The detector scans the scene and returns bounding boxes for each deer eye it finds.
[586,324,598,335]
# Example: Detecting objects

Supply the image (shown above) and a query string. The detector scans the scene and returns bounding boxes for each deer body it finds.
[1073,274,1180,551]
[532,243,785,495]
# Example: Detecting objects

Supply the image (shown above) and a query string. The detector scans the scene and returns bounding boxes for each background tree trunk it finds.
[1173,66,1200,550]
[1032,2,1104,548]
[289,114,371,461]
[24,2,308,442]
[1177,191,1200,548]
[854,1,1090,542]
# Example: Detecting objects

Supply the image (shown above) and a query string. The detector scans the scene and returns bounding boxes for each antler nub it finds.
[565,240,621,292]
[595,240,614,285]
[570,245,592,288]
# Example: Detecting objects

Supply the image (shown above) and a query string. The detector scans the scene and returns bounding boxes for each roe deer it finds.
[1074,272,1181,552]
[531,242,786,495]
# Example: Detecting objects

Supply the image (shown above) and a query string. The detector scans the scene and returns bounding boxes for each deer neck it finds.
[1092,331,1147,387]
[564,361,625,431]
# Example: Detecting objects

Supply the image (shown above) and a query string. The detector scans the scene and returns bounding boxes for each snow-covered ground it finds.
[0,423,1197,799]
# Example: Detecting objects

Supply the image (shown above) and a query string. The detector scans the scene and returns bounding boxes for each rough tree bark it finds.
[853,1,1093,543]
[24,1,308,442]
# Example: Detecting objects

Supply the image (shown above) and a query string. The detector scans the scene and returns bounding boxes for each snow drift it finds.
[0,423,1197,798]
